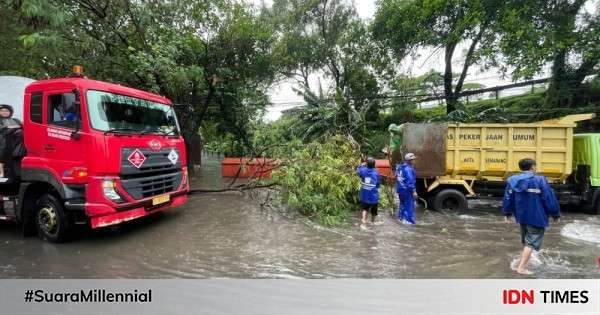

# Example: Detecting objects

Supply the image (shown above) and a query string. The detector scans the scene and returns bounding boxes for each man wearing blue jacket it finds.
[503,158,561,275]
[357,157,380,226]
[396,153,418,224]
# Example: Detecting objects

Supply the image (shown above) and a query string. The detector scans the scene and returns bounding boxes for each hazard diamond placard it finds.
[127,149,146,168]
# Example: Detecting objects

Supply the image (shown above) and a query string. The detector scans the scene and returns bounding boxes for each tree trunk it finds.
[454,28,485,101]
[444,43,458,113]
[185,133,203,177]
[178,80,205,177]
[546,49,572,108]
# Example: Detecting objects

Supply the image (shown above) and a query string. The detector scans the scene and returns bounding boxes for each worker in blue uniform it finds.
[503,158,561,275]
[357,157,380,227]
[396,153,418,224]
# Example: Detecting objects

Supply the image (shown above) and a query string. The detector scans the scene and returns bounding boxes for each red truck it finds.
[0,68,189,242]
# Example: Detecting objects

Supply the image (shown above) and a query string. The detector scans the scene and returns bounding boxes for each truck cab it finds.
[571,133,600,213]
[0,70,189,242]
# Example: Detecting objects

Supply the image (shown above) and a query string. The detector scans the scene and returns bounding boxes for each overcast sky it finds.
[250,0,594,121]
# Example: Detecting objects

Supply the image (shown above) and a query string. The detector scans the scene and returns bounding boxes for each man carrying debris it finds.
[387,123,404,167]
[396,153,418,224]
[502,158,561,275]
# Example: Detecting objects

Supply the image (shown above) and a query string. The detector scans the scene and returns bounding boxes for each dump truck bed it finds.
[402,114,595,183]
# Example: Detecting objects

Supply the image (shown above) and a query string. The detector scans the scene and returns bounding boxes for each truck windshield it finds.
[86,90,180,135]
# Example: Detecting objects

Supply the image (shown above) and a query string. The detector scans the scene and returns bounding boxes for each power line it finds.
[265,77,598,109]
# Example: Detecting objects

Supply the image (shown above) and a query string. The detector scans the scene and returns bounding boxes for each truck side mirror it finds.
[71,88,82,140]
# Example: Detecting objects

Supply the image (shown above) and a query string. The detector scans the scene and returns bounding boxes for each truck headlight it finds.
[102,179,125,204]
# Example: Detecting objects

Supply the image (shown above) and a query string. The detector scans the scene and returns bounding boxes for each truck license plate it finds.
[152,194,170,206]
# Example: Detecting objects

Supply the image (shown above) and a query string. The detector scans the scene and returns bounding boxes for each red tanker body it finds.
[0,68,189,242]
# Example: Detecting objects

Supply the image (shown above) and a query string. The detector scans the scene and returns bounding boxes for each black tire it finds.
[431,189,468,211]
[34,193,71,243]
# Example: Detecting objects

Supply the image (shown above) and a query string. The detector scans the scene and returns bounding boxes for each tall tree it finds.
[373,0,502,113]
[3,0,278,160]
[270,0,390,140]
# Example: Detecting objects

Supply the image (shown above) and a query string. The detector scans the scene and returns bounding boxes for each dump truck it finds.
[391,114,600,213]
[0,68,189,242]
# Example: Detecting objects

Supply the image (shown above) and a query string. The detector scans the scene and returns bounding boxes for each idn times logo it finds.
[502,289,589,304]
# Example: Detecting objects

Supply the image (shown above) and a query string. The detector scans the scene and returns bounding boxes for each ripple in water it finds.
[561,220,600,245]
[458,214,479,220]
[510,250,573,275]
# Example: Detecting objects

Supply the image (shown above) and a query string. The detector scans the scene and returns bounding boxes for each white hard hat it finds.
[404,153,417,160]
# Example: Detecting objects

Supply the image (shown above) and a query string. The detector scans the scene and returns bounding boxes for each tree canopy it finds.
[373,0,507,113]
[1,0,598,154]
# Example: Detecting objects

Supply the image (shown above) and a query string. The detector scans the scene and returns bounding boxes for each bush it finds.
[271,135,390,226]
[362,132,389,158]
[412,106,447,122]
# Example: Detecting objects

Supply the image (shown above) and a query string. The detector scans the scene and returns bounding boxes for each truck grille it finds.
[120,148,183,200]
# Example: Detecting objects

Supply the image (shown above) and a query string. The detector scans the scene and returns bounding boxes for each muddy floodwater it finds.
[1,157,599,279]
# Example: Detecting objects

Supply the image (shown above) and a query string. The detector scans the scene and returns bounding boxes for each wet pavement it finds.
[0,157,599,279]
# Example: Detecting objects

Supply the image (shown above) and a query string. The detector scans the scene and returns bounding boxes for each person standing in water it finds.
[396,153,418,224]
[502,158,560,275]
[357,157,380,227]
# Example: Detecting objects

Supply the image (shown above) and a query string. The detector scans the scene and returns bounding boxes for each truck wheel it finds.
[35,193,71,243]
[432,189,468,211]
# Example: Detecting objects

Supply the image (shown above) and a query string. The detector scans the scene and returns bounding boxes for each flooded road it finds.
[1,157,599,279]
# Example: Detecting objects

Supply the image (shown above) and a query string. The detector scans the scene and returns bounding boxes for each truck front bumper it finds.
[88,192,188,229]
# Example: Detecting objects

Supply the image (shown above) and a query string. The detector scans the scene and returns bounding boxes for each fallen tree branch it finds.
[188,183,279,195]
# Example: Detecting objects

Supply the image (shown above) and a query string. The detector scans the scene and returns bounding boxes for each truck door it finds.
[43,90,87,178]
